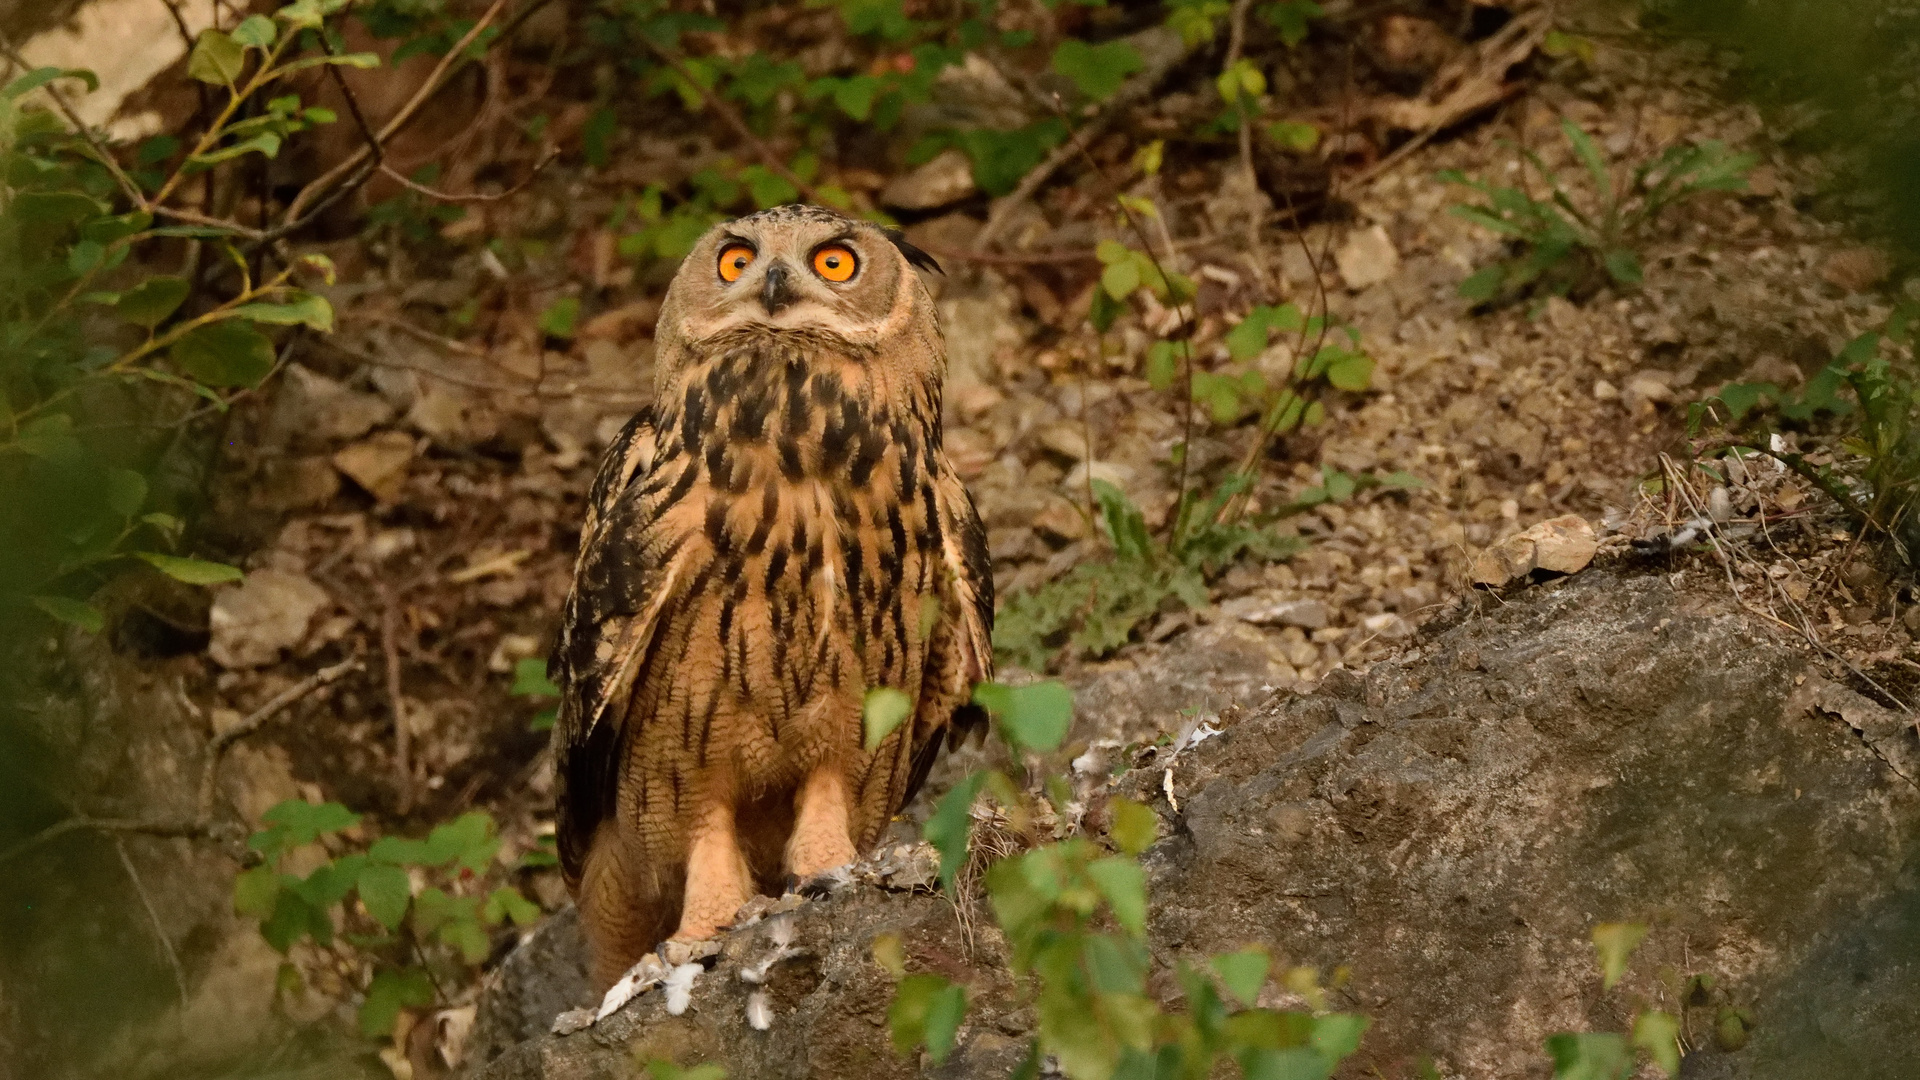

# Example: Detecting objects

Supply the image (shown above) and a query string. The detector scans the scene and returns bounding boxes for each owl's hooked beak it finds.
[760,262,797,315]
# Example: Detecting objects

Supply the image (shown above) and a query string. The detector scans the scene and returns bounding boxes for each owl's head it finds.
[654,205,944,378]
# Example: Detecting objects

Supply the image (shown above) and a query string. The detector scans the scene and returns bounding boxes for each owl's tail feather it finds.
[577,824,681,992]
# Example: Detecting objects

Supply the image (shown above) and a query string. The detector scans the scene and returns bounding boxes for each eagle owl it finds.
[550,205,994,988]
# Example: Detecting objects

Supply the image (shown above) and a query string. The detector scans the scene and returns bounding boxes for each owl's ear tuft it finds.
[883,228,943,275]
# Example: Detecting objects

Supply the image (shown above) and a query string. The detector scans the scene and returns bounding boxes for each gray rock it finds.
[880,149,977,212]
[1132,571,1920,1078]
[207,569,332,670]
[467,571,1920,1079]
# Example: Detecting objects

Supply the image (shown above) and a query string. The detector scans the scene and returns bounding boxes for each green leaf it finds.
[863,687,913,751]
[1715,382,1775,422]
[1241,1047,1329,1080]
[1212,947,1271,1005]
[368,835,432,865]
[3,66,98,103]
[1087,855,1147,935]
[135,552,244,584]
[256,799,361,849]
[230,291,334,332]
[359,968,436,1038]
[1457,264,1505,302]
[1145,341,1179,390]
[972,681,1073,753]
[1259,0,1324,46]
[356,863,412,930]
[1051,39,1144,101]
[889,973,967,1064]
[116,276,191,329]
[1602,249,1643,285]
[1632,1010,1681,1077]
[233,865,284,919]
[423,811,499,872]
[1311,1013,1370,1062]
[1561,120,1613,207]
[1108,797,1158,856]
[231,14,277,48]
[539,296,581,339]
[1324,350,1374,392]
[105,468,148,516]
[1267,120,1320,153]
[1102,258,1142,301]
[170,319,276,388]
[188,30,248,86]
[923,770,984,891]
[1591,922,1648,989]
[32,596,105,632]
[512,656,559,697]
[484,886,542,928]
[1545,1032,1632,1080]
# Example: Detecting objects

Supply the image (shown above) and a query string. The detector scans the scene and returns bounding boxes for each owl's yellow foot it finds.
[785,764,859,878]
[675,802,755,941]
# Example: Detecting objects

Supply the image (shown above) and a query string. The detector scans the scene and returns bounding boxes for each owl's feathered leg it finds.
[784,763,860,878]
[673,800,755,942]
[578,823,677,991]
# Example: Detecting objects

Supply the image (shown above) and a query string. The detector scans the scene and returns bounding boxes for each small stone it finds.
[332,431,415,502]
[1335,224,1400,290]
[1624,374,1674,405]
[208,569,331,669]
[1821,247,1891,293]
[1471,514,1598,586]
[1034,421,1091,462]
[1032,497,1089,544]
[1063,460,1137,491]
[879,149,977,211]
[1592,380,1620,400]
[1362,612,1413,639]
[251,456,340,511]
[263,364,394,450]
[1223,596,1330,629]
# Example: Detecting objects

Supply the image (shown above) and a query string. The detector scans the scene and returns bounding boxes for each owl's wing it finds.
[901,465,995,805]
[549,408,676,882]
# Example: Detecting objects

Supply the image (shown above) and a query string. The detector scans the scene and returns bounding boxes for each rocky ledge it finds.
[467,571,1920,1079]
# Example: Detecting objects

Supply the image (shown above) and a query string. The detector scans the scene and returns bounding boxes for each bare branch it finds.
[283,0,511,224]
[379,149,557,204]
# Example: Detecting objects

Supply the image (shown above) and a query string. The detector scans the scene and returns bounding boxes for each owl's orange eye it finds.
[812,245,857,283]
[717,244,755,283]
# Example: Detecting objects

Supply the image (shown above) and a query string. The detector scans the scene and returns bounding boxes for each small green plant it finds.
[1443,119,1755,307]
[232,800,542,1038]
[994,467,1415,671]
[1693,305,1920,560]
[886,680,1371,1079]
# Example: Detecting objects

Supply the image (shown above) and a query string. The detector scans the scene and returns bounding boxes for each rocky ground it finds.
[465,569,1920,1079]
[12,0,1920,1077]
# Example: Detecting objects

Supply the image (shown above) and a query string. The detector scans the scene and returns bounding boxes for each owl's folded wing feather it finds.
[902,467,996,806]
[549,408,676,882]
